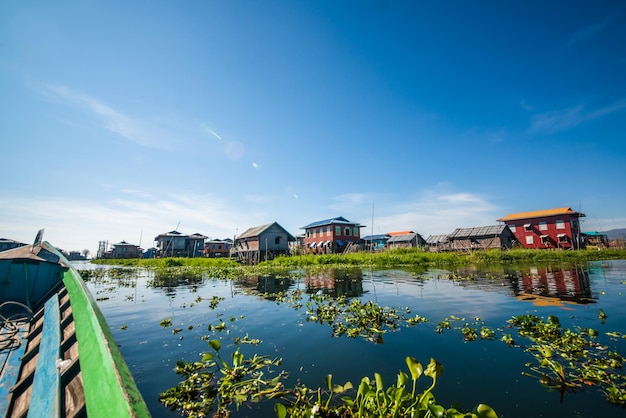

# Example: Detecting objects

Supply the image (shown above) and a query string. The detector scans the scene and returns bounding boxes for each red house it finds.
[301,216,365,254]
[497,207,585,249]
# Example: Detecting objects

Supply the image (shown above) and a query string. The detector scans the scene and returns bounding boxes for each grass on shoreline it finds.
[91,247,626,270]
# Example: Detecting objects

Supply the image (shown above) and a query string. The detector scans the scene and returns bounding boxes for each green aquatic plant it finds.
[160,338,498,418]
[159,339,286,417]
[274,357,498,418]
[509,314,626,405]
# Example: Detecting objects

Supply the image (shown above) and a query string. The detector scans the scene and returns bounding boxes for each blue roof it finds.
[301,216,362,229]
[362,234,390,241]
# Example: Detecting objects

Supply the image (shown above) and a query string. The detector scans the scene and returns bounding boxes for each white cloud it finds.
[41,84,179,150]
[529,99,626,134]
[0,191,260,256]
[330,188,500,237]
[519,99,534,111]
[557,17,615,52]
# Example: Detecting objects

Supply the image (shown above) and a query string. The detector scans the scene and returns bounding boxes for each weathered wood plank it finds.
[27,295,60,418]
[0,324,29,415]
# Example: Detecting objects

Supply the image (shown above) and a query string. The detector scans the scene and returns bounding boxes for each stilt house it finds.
[447,225,516,251]
[497,207,585,250]
[234,222,295,264]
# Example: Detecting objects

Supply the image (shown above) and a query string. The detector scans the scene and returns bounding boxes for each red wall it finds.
[505,215,582,249]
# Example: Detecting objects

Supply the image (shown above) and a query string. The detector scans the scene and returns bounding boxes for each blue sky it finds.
[2,1,625,255]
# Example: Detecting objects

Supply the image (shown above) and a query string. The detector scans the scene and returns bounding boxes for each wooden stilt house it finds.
[447,225,516,251]
[234,222,295,264]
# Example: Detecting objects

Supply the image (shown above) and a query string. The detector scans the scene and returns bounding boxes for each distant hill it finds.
[600,228,626,240]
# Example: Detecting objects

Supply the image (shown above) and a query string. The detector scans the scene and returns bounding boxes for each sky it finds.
[1,1,625,256]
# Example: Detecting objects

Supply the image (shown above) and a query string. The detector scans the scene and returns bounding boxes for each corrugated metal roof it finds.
[238,223,273,238]
[154,230,185,239]
[238,222,296,241]
[387,233,419,243]
[301,216,362,229]
[497,207,585,222]
[362,234,390,241]
[387,230,414,236]
[448,225,507,239]
[582,231,606,236]
[426,234,449,244]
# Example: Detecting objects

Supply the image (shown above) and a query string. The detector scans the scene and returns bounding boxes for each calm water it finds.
[75,260,626,418]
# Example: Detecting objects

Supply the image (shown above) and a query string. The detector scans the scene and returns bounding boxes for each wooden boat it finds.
[0,233,150,417]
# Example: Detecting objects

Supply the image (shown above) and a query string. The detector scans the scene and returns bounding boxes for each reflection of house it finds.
[154,230,207,257]
[497,207,585,250]
[301,216,365,254]
[203,238,232,258]
[305,269,364,297]
[234,275,293,295]
[517,266,593,305]
[582,231,609,248]
[448,225,516,251]
[110,241,142,259]
[386,232,426,249]
[234,222,295,264]
[361,234,390,251]
[426,234,450,252]
[0,238,26,253]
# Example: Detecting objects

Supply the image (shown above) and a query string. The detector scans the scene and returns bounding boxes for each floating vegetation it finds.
[159,339,286,417]
[209,296,224,309]
[159,337,498,418]
[508,314,626,405]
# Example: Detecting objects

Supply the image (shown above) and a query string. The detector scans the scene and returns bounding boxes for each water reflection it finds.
[515,266,594,306]
[304,268,363,297]
[234,275,293,294]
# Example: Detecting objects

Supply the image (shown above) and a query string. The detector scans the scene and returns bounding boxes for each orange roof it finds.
[387,230,414,236]
[497,207,585,222]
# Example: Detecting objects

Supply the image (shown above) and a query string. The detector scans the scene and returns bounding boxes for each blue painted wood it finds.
[27,295,60,418]
[0,325,29,414]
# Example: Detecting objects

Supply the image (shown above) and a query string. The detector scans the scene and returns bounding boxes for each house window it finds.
[556,220,565,229]
[312,229,316,237]
[344,227,351,236]
[558,234,568,243]
[275,236,281,245]
[539,222,547,231]
[335,226,341,235]
[326,226,331,236]
[525,236,534,245]
[353,227,359,237]
[524,224,532,231]
[306,231,310,238]
[212,244,216,250]
[541,235,550,245]
[508,225,515,233]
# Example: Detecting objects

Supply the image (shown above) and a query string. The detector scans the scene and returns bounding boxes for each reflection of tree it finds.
[305,268,364,297]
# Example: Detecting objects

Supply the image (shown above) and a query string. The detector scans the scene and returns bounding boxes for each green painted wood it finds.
[61,263,150,417]
[28,295,60,418]
[0,325,29,415]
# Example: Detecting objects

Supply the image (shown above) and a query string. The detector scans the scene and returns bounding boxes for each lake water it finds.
[74,260,626,418]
